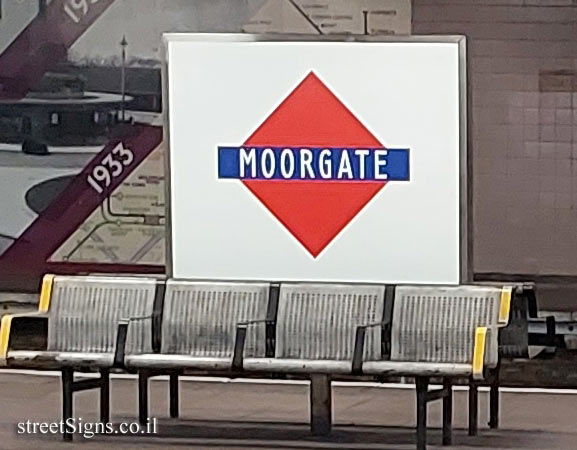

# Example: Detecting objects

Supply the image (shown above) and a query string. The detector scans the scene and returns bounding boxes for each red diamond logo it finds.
[242,72,387,258]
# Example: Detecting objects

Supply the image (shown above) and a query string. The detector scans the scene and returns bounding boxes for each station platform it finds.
[0,372,576,449]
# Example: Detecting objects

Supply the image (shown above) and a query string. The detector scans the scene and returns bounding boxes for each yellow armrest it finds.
[39,274,55,313]
[0,314,14,362]
[472,327,487,380]
[498,286,513,325]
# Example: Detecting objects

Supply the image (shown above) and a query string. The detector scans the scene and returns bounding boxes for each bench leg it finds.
[61,369,74,441]
[310,374,331,436]
[442,379,453,446]
[416,377,429,450]
[138,370,149,426]
[169,372,179,418]
[489,370,500,429]
[100,369,110,423]
[468,381,478,436]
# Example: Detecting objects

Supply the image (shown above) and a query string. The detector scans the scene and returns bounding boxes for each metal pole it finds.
[489,367,500,429]
[38,0,47,16]
[138,370,149,426]
[100,369,110,423]
[310,375,331,436]
[363,11,369,35]
[62,369,74,441]
[120,35,127,122]
[416,377,429,450]
[169,372,179,418]
[442,379,453,446]
[468,382,478,436]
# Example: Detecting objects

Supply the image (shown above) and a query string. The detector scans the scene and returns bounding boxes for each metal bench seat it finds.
[126,354,234,371]
[370,284,504,445]
[237,282,386,374]
[126,279,273,424]
[361,361,473,377]
[5,350,114,369]
[124,280,272,367]
[391,286,501,364]
[0,274,160,441]
[243,358,352,374]
[270,282,386,363]
[240,285,497,378]
[1,275,158,367]
[371,285,502,450]
[235,283,505,450]
[233,283,386,440]
[1,275,515,450]
[352,285,502,378]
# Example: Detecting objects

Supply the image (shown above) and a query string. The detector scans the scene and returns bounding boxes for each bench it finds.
[0,274,162,440]
[121,279,274,421]
[245,284,503,450]
[117,281,509,449]
[0,275,516,449]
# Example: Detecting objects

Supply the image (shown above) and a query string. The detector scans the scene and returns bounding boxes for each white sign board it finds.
[165,34,466,284]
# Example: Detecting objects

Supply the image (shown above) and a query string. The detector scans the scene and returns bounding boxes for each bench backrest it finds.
[161,281,270,358]
[391,286,501,367]
[47,276,157,354]
[275,284,385,360]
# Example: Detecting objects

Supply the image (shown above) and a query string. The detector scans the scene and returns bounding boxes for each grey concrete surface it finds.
[0,372,576,450]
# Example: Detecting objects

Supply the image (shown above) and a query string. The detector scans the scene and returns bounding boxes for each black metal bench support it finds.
[62,369,73,442]
[138,370,150,425]
[416,377,453,450]
[489,369,500,429]
[61,368,110,441]
[442,378,453,446]
[169,371,180,418]
[416,377,428,450]
[468,368,500,436]
[310,374,331,436]
[468,381,478,436]
[138,369,180,424]
[100,369,110,424]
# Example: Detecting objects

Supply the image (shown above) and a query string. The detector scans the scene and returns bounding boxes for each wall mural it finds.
[0,0,411,290]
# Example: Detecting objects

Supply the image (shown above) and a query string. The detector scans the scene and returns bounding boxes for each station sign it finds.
[165,34,466,284]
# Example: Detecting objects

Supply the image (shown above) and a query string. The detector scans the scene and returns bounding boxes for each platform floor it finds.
[0,372,576,449]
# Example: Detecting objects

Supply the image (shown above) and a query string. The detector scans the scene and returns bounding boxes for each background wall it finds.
[413,0,577,278]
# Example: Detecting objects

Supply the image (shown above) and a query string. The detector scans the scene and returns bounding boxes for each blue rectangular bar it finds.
[217,147,410,181]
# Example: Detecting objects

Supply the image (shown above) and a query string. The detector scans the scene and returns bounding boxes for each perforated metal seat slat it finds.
[46,276,157,357]
[275,284,386,362]
[391,286,501,368]
[160,281,270,359]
